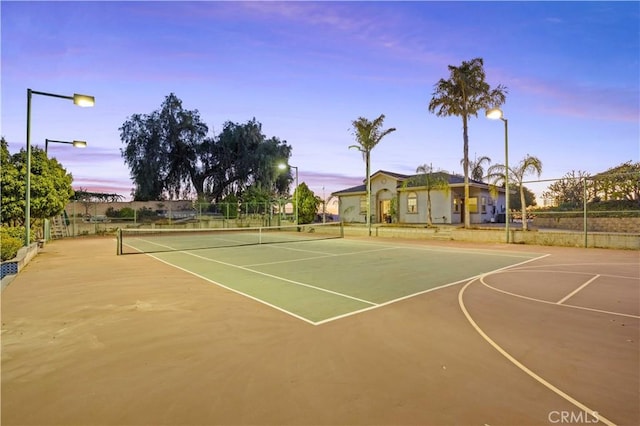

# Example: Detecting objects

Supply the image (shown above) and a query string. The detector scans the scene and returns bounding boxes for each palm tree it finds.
[414,164,450,226]
[350,114,396,235]
[487,154,543,231]
[428,58,507,228]
[461,155,492,181]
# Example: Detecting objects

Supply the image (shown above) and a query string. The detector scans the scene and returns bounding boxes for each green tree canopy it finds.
[592,161,640,203]
[120,93,292,202]
[1,138,74,227]
[293,182,321,225]
[429,57,507,228]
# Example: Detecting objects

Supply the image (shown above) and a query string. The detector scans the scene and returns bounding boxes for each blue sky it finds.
[2,1,638,203]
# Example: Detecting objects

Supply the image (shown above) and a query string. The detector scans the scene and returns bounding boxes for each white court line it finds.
[327,237,546,259]
[479,274,640,319]
[244,246,401,267]
[137,238,378,307]
[458,278,617,426]
[557,274,601,304]
[144,253,318,325]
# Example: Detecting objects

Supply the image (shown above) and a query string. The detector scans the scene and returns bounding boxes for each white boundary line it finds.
[127,239,552,325]
[145,253,319,325]
[479,274,640,319]
[557,274,601,304]
[458,276,617,426]
[179,250,378,306]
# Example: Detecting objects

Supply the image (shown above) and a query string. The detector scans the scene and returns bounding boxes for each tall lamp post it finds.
[25,89,95,246]
[486,107,510,243]
[278,163,299,224]
[45,138,87,154]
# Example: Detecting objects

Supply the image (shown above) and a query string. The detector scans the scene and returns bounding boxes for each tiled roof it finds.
[332,169,500,195]
[331,184,366,195]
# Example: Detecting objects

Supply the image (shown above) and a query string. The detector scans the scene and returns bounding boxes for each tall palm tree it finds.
[350,114,396,236]
[487,154,543,231]
[429,58,507,228]
[415,164,450,226]
[461,155,492,181]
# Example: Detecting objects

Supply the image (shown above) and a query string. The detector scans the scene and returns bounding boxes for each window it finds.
[481,196,487,214]
[407,192,417,213]
[454,198,460,213]
[468,197,478,213]
[359,196,367,214]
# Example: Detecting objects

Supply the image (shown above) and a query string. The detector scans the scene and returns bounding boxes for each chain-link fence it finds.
[60,200,295,237]
[508,171,639,245]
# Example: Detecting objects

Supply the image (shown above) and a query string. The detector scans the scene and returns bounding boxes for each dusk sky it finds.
[2,1,638,203]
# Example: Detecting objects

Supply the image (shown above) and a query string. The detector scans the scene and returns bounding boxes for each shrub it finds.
[1,227,24,261]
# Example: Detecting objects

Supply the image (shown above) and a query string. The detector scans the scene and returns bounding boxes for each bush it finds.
[1,227,24,261]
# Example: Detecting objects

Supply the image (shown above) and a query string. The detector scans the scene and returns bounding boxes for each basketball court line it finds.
[479,271,640,319]
[557,274,601,304]
[458,276,617,426]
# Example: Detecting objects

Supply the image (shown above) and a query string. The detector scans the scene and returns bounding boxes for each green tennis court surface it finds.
[121,231,544,324]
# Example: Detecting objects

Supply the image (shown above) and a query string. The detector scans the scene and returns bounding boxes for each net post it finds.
[116,228,122,255]
[340,221,344,238]
[259,226,262,245]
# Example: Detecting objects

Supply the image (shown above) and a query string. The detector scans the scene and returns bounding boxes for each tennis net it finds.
[116,222,344,255]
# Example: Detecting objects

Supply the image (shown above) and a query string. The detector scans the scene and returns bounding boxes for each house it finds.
[332,170,507,225]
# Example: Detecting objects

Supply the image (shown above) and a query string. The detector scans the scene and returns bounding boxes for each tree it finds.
[413,164,450,226]
[1,139,74,237]
[349,114,396,235]
[461,155,491,182]
[293,182,321,224]
[508,184,537,211]
[120,94,292,202]
[542,170,592,208]
[207,120,291,202]
[1,138,24,226]
[428,58,507,228]
[488,154,543,231]
[592,161,640,203]
[120,93,209,200]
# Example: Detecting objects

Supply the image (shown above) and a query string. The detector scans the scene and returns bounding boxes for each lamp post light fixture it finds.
[278,163,299,224]
[25,89,95,246]
[486,107,510,243]
[45,138,88,154]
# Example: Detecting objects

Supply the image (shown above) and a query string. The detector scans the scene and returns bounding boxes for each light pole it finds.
[486,107,510,243]
[25,89,95,246]
[45,138,87,154]
[278,163,298,224]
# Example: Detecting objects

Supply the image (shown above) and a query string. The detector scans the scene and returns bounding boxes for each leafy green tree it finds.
[413,164,450,226]
[428,58,507,228]
[542,170,592,208]
[240,184,271,215]
[293,182,320,224]
[207,119,291,202]
[120,93,209,200]
[508,184,536,211]
[488,154,543,231]
[593,161,640,203]
[121,94,292,203]
[1,139,74,231]
[349,114,396,235]
[1,138,24,226]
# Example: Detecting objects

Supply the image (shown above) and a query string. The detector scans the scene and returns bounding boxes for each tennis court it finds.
[2,232,638,425]
[117,223,546,324]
